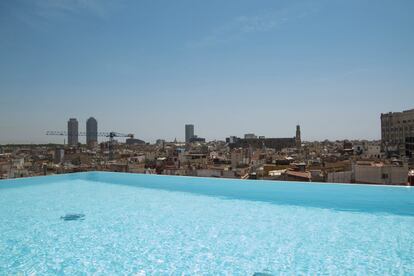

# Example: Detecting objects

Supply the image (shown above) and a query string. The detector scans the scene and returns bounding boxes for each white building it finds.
[362,144,381,159]
[12,158,25,169]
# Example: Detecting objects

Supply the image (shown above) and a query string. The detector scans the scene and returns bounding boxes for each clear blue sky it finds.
[1,0,413,144]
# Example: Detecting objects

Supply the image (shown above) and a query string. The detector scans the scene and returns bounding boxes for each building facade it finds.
[189,136,206,143]
[228,137,296,151]
[381,109,414,155]
[67,118,79,146]
[126,138,145,145]
[86,117,98,146]
[228,126,300,151]
[354,161,408,185]
[406,136,414,159]
[54,148,65,164]
[244,133,257,139]
[363,144,381,159]
[185,124,194,143]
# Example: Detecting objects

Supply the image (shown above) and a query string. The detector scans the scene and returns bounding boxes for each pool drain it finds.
[253,272,273,276]
[60,213,85,221]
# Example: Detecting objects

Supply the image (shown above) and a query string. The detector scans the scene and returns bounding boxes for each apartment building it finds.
[381,109,414,155]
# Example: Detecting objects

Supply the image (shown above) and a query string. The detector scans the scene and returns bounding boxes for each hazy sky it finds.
[1,0,413,144]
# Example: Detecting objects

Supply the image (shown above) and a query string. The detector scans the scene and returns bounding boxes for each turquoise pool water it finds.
[1,172,413,275]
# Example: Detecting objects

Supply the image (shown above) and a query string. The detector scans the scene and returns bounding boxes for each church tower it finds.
[296,125,301,149]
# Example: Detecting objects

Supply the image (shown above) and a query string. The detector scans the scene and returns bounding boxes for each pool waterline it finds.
[2,172,414,216]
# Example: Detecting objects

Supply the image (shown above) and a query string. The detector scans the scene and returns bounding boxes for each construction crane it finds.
[46,131,134,160]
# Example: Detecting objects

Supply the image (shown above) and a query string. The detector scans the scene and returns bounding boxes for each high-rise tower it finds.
[67,118,79,146]
[86,117,98,146]
[185,124,194,143]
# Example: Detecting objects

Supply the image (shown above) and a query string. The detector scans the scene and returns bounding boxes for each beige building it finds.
[381,108,414,155]
[230,148,250,169]
[354,161,408,185]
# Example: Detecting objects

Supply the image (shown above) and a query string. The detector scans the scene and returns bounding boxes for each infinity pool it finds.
[1,172,413,275]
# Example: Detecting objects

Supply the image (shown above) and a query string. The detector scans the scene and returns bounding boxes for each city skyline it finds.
[1,116,389,145]
[1,0,414,144]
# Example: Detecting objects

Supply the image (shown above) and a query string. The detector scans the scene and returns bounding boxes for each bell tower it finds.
[296,125,301,149]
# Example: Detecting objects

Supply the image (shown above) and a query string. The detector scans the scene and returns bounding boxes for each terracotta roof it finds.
[285,170,311,179]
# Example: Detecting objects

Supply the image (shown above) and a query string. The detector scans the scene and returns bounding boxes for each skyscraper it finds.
[86,117,98,146]
[67,118,79,146]
[185,124,194,143]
